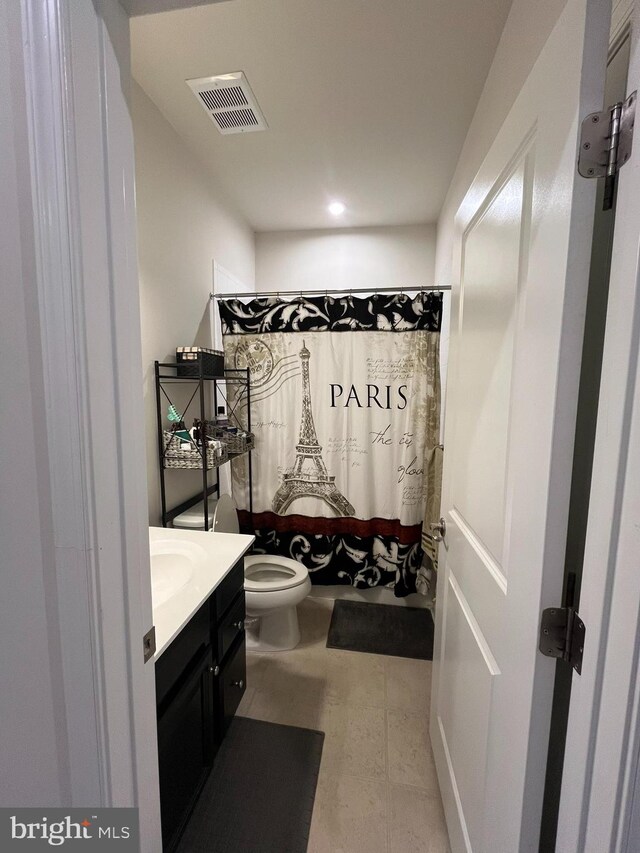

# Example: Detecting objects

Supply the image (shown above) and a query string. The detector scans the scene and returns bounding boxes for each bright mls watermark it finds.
[1,809,138,850]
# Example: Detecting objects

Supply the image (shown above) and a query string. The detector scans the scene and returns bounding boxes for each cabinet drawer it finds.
[217,591,245,664]
[215,558,245,621]
[155,599,211,710]
[219,636,246,735]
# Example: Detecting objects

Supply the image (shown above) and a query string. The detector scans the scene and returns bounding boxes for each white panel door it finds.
[430,1,611,850]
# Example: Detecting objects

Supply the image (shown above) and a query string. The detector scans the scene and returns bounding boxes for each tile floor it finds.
[236,597,450,853]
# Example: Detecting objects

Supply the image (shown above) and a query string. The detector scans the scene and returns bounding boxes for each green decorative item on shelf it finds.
[167,403,193,444]
[167,404,182,423]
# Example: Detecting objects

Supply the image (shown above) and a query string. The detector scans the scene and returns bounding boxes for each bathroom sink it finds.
[149,539,204,607]
[148,525,255,660]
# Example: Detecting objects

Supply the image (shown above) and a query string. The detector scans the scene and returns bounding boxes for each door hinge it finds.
[578,91,636,210]
[143,626,156,663]
[539,607,585,674]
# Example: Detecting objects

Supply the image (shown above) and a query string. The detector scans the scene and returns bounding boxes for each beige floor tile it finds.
[387,709,439,791]
[320,703,387,780]
[388,783,450,853]
[244,652,271,691]
[244,601,445,852]
[247,685,336,731]
[260,649,328,698]
[234,685,255,717]
[324,649,386,708]
[385,657,432,713]
[297,598,335,651]
[308,773,388,853]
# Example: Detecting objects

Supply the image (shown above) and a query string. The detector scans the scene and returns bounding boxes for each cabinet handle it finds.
[234,620,244,631]
[209,664,220,676]
[231,679,244,689]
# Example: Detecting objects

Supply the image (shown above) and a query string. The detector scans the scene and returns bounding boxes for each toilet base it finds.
[245,605,301,651]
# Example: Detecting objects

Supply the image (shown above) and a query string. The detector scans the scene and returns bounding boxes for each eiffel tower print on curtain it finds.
[272,341,355,517]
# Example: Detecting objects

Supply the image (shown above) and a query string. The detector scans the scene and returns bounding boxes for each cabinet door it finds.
[155,599,211,710]
[219,636,247,735]
[157,645,215,852]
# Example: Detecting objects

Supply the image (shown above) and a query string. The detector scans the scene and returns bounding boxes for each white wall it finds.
[133,83,256,523]
[256,224,436,293]
[257,222,449,437]
[435,0,568,283]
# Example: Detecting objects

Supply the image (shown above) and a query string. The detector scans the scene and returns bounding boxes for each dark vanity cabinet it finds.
[219,635,248,733]
[155,559,247,851]
[157,645,214,848]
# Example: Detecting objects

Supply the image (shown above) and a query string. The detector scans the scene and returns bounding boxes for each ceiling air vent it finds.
[186,72,267,135]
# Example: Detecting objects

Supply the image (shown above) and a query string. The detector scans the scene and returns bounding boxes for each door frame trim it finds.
[14,0,161,847]
[12,0,640,849]
[559,4,640,850]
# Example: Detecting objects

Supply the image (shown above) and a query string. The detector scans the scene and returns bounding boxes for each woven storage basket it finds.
[224,432,255,455]
[200,420,255,456]
[163,432,228,469]
[200,418,222,437]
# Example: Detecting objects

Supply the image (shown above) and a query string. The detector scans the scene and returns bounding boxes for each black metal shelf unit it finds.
[154,361,253,530]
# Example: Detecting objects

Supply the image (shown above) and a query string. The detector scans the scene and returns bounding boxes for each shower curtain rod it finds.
[210,284,451,300]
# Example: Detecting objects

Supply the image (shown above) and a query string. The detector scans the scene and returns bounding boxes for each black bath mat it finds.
[327,599,434,660]
[176,717,324,853]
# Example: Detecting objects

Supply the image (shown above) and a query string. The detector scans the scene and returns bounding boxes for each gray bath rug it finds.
[327,599,434,660]
[176,716,324,853]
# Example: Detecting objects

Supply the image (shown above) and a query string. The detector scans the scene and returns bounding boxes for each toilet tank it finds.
[172,494,239,534]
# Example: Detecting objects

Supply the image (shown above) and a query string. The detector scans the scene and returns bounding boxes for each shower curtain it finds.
[219,292,442,597]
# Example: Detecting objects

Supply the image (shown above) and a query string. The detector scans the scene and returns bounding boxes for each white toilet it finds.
[172,495,311,651]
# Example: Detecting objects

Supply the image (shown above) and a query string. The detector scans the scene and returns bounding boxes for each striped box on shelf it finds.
[175,346,224,377]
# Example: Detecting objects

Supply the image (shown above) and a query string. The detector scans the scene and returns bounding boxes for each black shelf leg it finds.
[200,363,208,531]
[155,361,168,527]
[246,368,253,518]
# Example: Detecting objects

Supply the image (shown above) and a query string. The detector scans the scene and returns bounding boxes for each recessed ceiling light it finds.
[328,201,346,216]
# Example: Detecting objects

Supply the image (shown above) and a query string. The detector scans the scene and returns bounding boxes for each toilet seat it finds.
[244,555,309,592]
[211,494,239,534]
[174,493,311,650]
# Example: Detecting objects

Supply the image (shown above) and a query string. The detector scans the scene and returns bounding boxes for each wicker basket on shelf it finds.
[198,419,255,455]
[224,432,256,455]
[162,431,228,469]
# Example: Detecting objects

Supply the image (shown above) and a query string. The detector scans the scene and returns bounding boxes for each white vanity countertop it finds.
[149,526,254,661]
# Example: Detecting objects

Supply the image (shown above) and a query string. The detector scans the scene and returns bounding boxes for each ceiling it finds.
[131,0,512,232]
